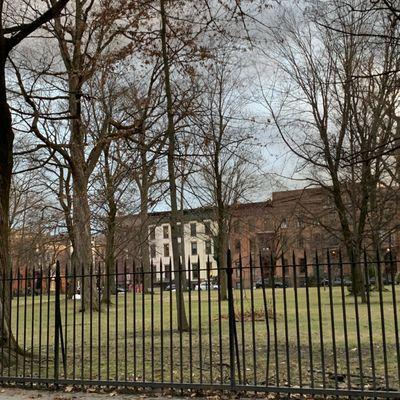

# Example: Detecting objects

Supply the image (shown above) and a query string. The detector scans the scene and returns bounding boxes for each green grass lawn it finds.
[3,286,400,390]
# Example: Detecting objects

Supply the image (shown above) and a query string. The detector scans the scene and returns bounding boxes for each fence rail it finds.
[0,249,399,398]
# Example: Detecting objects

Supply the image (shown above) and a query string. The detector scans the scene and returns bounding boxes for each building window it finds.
[204,221,211,235]
[297,217,304,228]
[235,261,241,278]
[233,220,241,233]
[192,263,199,279]
[164,262,171,281]
[164,244,170,257]
[163,225,169,239]
[235,240,241,252]
[281,235,288,249]
[191,242,198,256]
[312,233,321,244]
[190,223,197,236]
[149,226,156,240]
[150,244,156,259]
[299,257,307,274]
[205,240,212,255]
[177,223,183,238]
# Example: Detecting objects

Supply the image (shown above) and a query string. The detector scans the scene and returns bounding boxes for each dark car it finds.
[383,277,397,285]
[274,281,288,288]
[255,278,270,288]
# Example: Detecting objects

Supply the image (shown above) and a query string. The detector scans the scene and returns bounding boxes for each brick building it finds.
[113,186,400,288]
[230,187,399,287]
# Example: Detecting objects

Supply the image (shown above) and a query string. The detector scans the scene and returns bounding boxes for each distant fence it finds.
[0,249,399,398]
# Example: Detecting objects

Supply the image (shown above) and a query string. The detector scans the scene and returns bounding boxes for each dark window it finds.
[164,244,170,257]
[164,263,171,281]
[163,225,169,239]
[281,218,288,229]
[312,233,321,244]
[205,240,212,255]
[249,239,257,256]
[297,217,304,228]
[204,221,211,235]
[177,223,183,238]
[150,244,156,259]
[328,235,339,247]
[149,226,156,240]
[190,223,197,236]
[191,242,198,256]
[235,240,241,252]
[299,257,307,274]
[235,262,241,278]
[192,263,199,279]
[233,220,241,233]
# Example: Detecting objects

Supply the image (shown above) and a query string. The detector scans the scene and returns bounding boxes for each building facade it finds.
[116,186,400,287]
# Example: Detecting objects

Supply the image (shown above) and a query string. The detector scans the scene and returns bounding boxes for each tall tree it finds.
[159,0,189,331]
[14,0,142,310]
[0,0,68,361]
[192,56,259,300]
[263,0,400,299]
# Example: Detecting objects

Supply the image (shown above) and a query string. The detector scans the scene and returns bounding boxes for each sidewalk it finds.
[0,388,203,399]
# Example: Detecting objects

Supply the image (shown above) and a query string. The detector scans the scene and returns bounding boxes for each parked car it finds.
[164,284,176,291]
[383,277,399,285]
[332,277,352,286]
[255,278,287,288]
[194,282,219,291]
[273,280,288,288]
[195,283,208,291]
[116,286,127,293]
[255,278,269,288]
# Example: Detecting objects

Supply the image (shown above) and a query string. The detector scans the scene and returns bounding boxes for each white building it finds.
[148,216,218,282]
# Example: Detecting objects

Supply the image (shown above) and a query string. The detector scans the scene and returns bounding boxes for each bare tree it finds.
[0,0,68,362]
[262,0,400,299]
[12,0,145,310]
[159,0,189,331]
[192,56,260,300]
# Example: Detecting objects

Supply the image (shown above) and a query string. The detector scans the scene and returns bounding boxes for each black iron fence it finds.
[0,249,399,398]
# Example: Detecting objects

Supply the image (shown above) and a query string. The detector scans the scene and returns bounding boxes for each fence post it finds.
[226,249,236,388]
[54,261,61,387]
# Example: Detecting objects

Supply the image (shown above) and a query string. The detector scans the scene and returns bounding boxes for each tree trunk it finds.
[102,202,117,304]
[215,152,228,300]
[179,184,188,292]
[216,216,228,300]
[346,244,367,303]
[330,185,366,303]
[59,168,75,298]
[139,185,151,293]
[71,166,99,311]
[0,55,24,362]
[160,0,189,332]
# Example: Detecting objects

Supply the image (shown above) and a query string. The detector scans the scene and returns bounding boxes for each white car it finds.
[194,282,219,291]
